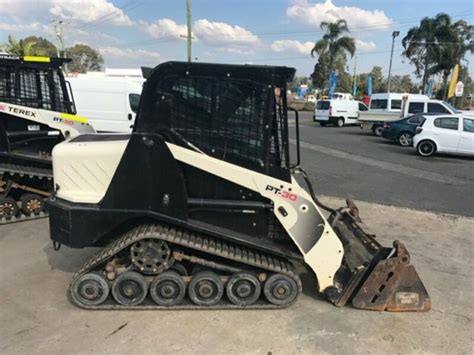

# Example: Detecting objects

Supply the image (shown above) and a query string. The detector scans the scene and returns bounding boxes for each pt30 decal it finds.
[53,117,75,126]
[265,185,298,201]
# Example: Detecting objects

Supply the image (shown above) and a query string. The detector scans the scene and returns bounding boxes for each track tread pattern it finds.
[71,223,303,310]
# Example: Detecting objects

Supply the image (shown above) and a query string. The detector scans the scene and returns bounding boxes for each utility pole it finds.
[387,30,399,93]
[352,55,357,96]
[53,20,68,72]
[186,0,192,63]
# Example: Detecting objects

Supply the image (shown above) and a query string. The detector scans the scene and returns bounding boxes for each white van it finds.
[369,93,429,112]
[314,99,368,127]
[67,76,143,133]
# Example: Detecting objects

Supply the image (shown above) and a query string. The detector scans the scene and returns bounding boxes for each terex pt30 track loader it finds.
[48,62,430,311]
[0,55,94,223]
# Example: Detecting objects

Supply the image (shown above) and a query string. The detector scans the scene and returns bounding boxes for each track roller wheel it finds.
[264,274,298,306]
[226,273,261,306]
[71,272,110,306]
[111,271,148,306]
[170,262,188,276]
[188,271,224,306]
[150,271,186,306]
[20,194,45,215]
[0,197,19,218]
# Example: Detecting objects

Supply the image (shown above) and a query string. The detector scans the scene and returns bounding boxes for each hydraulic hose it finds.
[296,167,337,214]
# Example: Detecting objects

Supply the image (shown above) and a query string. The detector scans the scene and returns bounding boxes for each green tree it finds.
[428,20,473,99]
[310,19,355,92]
[66,44,104,73]
[5,35,57,56]
[6,35,36,55]
[402,13,453,93]
[370,66,386,92]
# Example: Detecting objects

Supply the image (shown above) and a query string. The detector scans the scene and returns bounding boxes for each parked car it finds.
[359,92,471,136]
[413,114,474,157]
[314,99,368,127]
[382,113,438,147]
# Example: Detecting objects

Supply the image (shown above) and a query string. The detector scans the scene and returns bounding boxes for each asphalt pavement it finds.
[291,112,474,216]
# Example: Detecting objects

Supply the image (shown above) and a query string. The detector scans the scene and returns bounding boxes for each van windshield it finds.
[316,101,330,110]
[442,101,461,113]
[370,99,387,109]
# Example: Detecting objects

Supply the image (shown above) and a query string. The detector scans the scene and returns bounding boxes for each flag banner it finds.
[367,74,373,96]
[447,64,459,99]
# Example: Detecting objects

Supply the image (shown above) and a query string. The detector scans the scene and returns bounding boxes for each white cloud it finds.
[193,19,259,46]
[355,39,376,52]
[49,0,132,26]
[287,0,392,30]
[140,19,188,40]
[100,46,161,60]
[271,40,314,55]
[0,22,50,33]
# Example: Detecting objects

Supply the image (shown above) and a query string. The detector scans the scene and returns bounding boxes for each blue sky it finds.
[1,0,472,80]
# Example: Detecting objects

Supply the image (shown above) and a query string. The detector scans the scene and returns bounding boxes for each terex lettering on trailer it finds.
[265,185,298,201]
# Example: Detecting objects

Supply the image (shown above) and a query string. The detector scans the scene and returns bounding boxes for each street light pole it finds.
[186,0,192,63]
[387,30,399,93]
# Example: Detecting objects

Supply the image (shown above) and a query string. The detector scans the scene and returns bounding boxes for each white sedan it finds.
[413,114,474,157]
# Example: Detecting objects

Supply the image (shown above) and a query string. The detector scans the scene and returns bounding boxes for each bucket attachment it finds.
[325,200,431,312]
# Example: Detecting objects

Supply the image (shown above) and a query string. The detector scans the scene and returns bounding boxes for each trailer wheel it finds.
[0,197,19,218]
[20,194,45,215]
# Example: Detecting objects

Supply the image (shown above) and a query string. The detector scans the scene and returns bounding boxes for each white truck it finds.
[67,72,144,133]
[359,93,462,136]
[314,98,368,127]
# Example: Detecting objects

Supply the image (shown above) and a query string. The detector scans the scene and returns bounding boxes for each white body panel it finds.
[68,77,143,133]
[413,114,474,156]
[52,138,344,291]
[53,138,128,203]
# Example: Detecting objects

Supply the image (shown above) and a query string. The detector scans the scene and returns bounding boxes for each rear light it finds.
[415,127,423,135]
[383,122,391,128]
[329,106,332,116]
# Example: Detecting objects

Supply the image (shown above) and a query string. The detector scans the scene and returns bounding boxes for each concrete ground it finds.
[1,196,472,354]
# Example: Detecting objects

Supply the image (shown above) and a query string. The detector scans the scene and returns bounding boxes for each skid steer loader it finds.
[0,55,94,223]
[47,61,430,311]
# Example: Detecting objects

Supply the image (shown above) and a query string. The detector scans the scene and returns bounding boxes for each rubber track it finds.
[0,163,52,225]
[70,223,303,310]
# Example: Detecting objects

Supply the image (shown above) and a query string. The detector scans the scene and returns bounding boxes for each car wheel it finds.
[336,118,344,127]
[319,122,327,127]
[398,132,414,147]
[417,140,436,157]
[372,125,383,136]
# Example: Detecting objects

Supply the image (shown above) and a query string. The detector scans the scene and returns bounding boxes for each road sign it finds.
[455,81,464,97]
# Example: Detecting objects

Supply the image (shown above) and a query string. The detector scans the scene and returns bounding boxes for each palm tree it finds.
[428,20,473,99]
[310,20,356,72]
[6,35,37,56]
[402,13,452,93]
